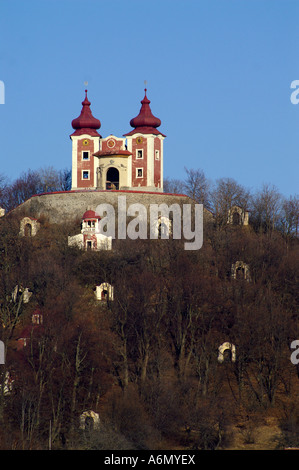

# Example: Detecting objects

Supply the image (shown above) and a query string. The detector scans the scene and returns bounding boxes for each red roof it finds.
[93,149,132,157]
[82,210,101,220]
[124,89,166,137]
[71,90,101,137]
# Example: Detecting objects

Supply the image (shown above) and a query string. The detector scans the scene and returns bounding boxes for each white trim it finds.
[136,168,143,178]
[126,137,132,186]
[93,138,100,187]
[147,136,154,187]
[72,133,99,140]
[101,135,126,145]
[160,137,164,191]
[71,136,78,190]
[82,150,90,160]
[71,135,100,190]
[82,170,90,180]
[136,149,143,159]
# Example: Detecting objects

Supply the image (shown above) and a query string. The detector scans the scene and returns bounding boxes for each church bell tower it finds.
[70,90,101,190]
[124,88,165,192]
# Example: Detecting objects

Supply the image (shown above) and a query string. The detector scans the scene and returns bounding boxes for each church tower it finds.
[70,90,101,190]
[124,88,165,192]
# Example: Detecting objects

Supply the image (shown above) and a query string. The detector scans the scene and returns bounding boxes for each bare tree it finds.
[163,177,185,195]
[210,177,250,227]
[279,194,299,237]
[0,174,8,208]
[183,167,211,209]
[58,168,72,191]
[38,166,71,193]
[251,183,282,233]
[1,167,72,211]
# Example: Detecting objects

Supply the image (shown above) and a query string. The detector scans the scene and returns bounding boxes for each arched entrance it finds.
[106,167,119,190]
[232,211,241,225]
[24,223,32,237]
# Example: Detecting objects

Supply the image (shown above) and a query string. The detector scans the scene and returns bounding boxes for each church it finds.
[10,87,203,243]
[71,88,165,193]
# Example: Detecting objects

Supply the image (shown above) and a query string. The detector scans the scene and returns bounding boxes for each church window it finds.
[82,151,90,160]
[136,168,143,178]
[82,170,89,180]
[155,150,160,160]
[137,149,143,159]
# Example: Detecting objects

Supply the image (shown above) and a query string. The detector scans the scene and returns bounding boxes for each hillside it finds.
[0,203,298,450]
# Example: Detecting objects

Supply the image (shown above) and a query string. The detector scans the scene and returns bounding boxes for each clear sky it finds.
[0,0,298,197]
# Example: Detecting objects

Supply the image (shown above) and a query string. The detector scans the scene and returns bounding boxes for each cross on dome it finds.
[124,88,165,137]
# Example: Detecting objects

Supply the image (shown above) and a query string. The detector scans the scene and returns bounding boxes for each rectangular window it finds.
[82,151,90,160]
[136,168,143,178]
[82,170,90,180]
[155,150,160,160]
[136,149,143,159]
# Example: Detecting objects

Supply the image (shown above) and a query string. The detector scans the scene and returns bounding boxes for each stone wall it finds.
[10,189,212,224]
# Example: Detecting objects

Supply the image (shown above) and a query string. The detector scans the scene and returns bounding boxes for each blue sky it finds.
[0,0,298,197]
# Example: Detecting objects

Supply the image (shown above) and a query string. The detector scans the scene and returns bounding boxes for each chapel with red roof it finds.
[70,88,165,192]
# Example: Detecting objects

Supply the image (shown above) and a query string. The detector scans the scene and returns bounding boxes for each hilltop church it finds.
[9,87,202,244]
[70,88,165,193]
[2,86,249,249]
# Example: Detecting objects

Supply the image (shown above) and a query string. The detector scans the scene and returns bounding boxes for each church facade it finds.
[70,88,165,193]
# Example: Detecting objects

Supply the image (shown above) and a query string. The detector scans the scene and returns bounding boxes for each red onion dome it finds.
[71,90,101,137]
[124,89,165,137]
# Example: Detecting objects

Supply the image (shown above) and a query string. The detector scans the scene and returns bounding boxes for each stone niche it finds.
[79,410,100,430]
[227,205,249,226]
[231,261,251,281]
[218,342,236,363]
[19,216,40,237]
[95,282,114,301]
